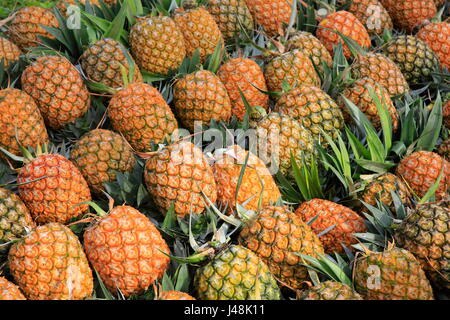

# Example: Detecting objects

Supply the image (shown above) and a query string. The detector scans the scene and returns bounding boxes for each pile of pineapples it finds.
[0,0,448,300]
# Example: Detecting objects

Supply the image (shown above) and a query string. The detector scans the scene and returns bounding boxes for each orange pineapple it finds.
[158,291,196,300]
[0,277,26,300]
[417,22,450,70]
[381,0,437,32]
[344,0,393,35]
[0,37,21,66]
[244,0,292,36]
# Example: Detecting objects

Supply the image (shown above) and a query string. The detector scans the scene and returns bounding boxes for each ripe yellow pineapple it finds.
[417,22,450,70]
[70,129,136,194]
[381,0,437,32]
[0,277,26,300]
[108,82,178,152]
[7,6,59,51]
[351,53,410,96]
[129,16,186,75]
[0,37,21,67]
[173,70,232,131]
[339,77,399,130]
[9,223,93,300]
[239,206,325,289]
[80,38,142,89]
[274,85,344,143]
[316,11,371,59]
[0,88,49,157]
[144,141,217,217]
[83,205,170,297]
[174,6,224,62]
[212,145,281,213]
[264,49,321,94]
[21,55,90,130]
[300,281,363,300]
[295,199,366,253]
[244,0,292,36]
[217,57,269,121]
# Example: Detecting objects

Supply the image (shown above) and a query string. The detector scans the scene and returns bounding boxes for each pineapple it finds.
[264,49,321,94]
[343,0,393,35]
[83,205,170,297]
[173,6,224,62]
[212,145,281,213]
[295,199,366,253]
[351,53,410,96]
[80,38,142,89]
[437,138,450,160]
[239,206,325,289]
[56,0,117,15]
[354,247,434,300]
[217,57,269,121]
[358,173,411,213]
[108,82,178,152]
[21,55,90,130]
[0,88,49,157]
[9,223,93,300]
[129,16,186,75]
[416,22,450,70]
[395,151,449,200]
[444,100,450,129]
[395,203,449,291]
[384,35,440,85]
[339,77,399,131]
[70,129,136,195]
[285,31,332,75]
[244,0,292,36]
[158,291,196,300]
[0,37,21,67]
[206,0,254,39]
[380,0,437,32]
[0,277,26,300]
[173,70,231,131]
[299,281,363,300]
[250,112,315,176]
[194,244,281,300]
[316,11,371,59]
[0,187,34,243]
[143,141,218,217]
[274,85,344,144]
[17,153,92,224]
[6,6,59,51]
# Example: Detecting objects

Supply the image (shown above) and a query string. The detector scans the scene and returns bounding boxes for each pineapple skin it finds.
[239,206,325,289]
[384,35,440,85]
[144,141,218,217]
[129,16,186,75]
[21,55,90,130]
[108,82,178,152]
[70,129,136,195]
[395,151,449,200]
[158,291,196,300]
[213,145,281,213]
[80,38,142,89]
[0,277,26,300]
[295,199,366,253]
[8,223,94,300]
[417,22,450,70]
[0,187,35,243]
[274,85,344,144]
[316,11,371,59]
[173,70,232,131]
[354,247,434,300]
[345,0,393,35]
[351,53,410,97]
[437,138,450,160]
[285,31,332,75]
[217,58,269,121]
[0,88,49,157]
[395,204,450,291]
[244,0,292,36]
[264,49,321,94]
[339,77,399,131]
[0,37,21,67]
[300,281,363,300]
[206,0,254,39]
[83,205,170,297]
[381,0,437,32]
[194,244,281,300]
[17,154,92,224]
[6,6,59,51]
